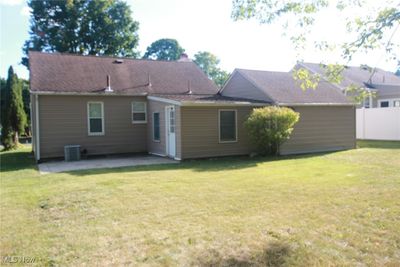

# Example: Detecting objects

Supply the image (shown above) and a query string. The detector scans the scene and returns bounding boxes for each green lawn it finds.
[1,142,399,266]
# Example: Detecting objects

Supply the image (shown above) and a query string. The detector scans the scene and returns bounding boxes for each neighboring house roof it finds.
[230,69,351,105]
[299,62,400,89]
[29,51,219,95]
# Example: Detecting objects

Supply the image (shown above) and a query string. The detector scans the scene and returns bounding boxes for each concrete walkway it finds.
[38,155,178,174]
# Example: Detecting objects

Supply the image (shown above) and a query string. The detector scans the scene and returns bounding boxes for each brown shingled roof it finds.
[29,51,219,95]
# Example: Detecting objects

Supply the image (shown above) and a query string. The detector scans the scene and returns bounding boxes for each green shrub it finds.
[245,106,300,155]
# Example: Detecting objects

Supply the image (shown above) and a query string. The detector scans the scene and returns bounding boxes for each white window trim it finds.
[218,109,238,143]
[152,112,161,142]
[378,98,400,108]
[87,101,105,136]
[132,101,147,124]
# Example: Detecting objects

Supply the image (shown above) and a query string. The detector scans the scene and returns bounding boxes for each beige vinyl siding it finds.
[39,95,147,159]
[30,94,37,159]
[221,72,273,102]
[147,100,182,159]
[180,106,255,159]
[280,106,356,155]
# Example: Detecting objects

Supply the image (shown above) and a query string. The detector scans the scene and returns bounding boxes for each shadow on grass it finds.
[66,152,334,177]
[196,241,291,267]
[0,150,36,172]
[1,145,340,176]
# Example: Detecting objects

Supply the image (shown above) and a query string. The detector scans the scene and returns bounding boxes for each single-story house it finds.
[29,52,356,161]
[298,62,400,108]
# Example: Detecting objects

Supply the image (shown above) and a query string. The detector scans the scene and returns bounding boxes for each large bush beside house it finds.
[245,106,300,155]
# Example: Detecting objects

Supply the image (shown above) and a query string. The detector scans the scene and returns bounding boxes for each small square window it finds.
[380,101,389,108]
[394,100,400,107]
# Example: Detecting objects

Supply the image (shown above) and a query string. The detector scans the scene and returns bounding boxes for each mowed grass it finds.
[1,142,399,266]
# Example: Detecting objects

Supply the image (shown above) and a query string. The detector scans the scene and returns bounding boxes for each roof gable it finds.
[29,52,219,95]
[220,70,274,102]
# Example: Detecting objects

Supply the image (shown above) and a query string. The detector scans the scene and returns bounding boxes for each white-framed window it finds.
[153,112,160,142]
[378,99,400,108]
[219,109,237,143]
[379,101,389,108]
[132,102,147,123]
[87,102,104,136]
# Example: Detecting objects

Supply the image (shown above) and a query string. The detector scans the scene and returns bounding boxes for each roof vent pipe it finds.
[148,73,152,87]
[187,80,193,94]
[178,53,191,62]
[105,75,113,92]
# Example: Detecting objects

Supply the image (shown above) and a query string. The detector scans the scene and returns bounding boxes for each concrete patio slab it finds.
[38,155,178,174]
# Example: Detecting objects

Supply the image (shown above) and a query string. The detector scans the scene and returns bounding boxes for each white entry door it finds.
[166,106,176,158]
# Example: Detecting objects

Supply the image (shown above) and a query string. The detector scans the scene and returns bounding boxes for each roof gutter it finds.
[180,101,268,107]
[30,91,148,96]
[148,95,269,107]
[278,102,356,106]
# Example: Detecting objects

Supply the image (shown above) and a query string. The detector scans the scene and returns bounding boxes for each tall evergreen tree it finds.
[1,67,14,149]
[21,79,31,134]
[1,66,27,149]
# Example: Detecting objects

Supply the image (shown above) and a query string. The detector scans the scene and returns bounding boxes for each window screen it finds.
[380,101,389,108]
[132,102,147,123]
[88,102,104,135]
[153,113,160,141]
[219,110,236,142]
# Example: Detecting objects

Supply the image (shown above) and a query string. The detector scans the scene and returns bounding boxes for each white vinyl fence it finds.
[356,107,400,140]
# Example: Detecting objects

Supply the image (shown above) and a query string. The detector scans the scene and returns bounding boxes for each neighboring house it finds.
[29,52,356,161]
[298,62,400,108]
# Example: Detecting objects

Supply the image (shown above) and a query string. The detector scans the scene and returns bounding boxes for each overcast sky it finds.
[0,0,399,79]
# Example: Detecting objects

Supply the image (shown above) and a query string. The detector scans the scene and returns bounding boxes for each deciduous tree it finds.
[22,0,140,66]
[143,39,185,61]
[194,51,230,88]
